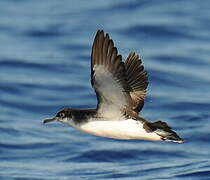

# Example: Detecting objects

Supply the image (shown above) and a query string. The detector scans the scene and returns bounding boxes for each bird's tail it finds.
[144,121,184,143]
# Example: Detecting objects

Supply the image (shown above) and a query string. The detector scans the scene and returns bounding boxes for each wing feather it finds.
[91,30,132,119]
[125,52,148,113]
[91,30,148,118]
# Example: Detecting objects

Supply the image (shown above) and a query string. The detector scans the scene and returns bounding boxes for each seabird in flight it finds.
[43,30,184,143]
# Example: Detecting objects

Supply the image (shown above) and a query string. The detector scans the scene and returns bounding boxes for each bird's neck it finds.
[71,108,97,124]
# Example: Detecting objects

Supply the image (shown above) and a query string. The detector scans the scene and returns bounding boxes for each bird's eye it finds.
[59,112,65,118]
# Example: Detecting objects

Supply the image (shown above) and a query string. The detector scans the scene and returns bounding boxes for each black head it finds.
[43,108,73,124]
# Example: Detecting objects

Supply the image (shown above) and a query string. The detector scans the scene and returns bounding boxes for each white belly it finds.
[75,119,161,141]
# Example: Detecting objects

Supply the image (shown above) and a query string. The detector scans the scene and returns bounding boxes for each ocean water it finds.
[1,0,210,179]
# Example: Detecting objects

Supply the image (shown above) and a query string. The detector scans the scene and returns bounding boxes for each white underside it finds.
[71,119,162,141]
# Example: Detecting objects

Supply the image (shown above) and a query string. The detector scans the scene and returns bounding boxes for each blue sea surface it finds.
[1,0,210,179]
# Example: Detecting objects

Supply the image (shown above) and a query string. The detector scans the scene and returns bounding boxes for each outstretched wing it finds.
[125,52,148,113]
[91,30,132,120]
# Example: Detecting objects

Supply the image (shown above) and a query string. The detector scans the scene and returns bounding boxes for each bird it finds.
[43,30,184,143]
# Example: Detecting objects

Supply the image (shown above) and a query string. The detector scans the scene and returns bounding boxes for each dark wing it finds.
[91,30,132,120]
[125,52,148,113]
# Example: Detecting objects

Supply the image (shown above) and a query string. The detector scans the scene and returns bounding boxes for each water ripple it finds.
[1,0,210,179]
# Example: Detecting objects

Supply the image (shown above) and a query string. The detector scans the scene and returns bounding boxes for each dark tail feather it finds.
[144,121,184,143]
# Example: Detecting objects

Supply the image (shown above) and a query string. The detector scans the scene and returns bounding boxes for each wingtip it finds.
[96,29,104,35]
[96,30,110,39]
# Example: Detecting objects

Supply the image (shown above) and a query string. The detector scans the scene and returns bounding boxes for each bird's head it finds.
[43,108,73,124]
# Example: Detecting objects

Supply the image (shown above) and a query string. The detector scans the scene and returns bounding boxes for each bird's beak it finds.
[43,117,57,124]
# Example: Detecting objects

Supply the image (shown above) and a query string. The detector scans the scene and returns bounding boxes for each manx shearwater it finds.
[43,30,184,143]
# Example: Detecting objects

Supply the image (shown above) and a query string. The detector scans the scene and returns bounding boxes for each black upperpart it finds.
[58,108,97,124]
